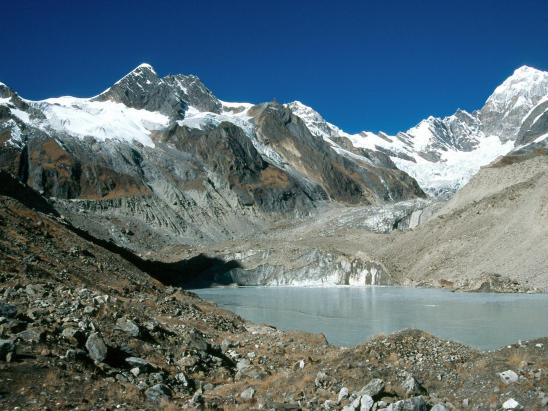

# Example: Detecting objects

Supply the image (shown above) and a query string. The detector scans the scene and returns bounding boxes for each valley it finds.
[0,62,547,410]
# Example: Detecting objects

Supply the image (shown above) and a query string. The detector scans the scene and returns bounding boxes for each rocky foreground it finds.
[1,183,547,410]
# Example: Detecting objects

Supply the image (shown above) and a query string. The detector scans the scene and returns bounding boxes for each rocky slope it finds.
[0,65,424,253]
[0,177,546,410]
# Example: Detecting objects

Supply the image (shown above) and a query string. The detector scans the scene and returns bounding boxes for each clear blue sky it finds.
[2,0,547,134]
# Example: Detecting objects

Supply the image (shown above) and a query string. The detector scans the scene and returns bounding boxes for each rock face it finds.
[0,64,424,252]
[85,332,108,362]
[217,248,390,287]
[93,63,222,118]
[516,99,548,145]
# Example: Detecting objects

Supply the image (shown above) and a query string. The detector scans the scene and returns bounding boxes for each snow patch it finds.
[1,119,23,147]
[392,135,514,195]
[37,97,168,147]
[11,108,30,123]
[533,132,548,143]
[220,100,254,110]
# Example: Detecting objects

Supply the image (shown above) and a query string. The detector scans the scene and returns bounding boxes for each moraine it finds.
[194,286,548,350]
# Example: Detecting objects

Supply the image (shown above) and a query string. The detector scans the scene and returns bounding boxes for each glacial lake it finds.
[194,286,548,350]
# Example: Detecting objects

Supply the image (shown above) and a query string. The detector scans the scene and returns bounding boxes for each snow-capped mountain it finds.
[0,64,423,251]
[287,65,548,196]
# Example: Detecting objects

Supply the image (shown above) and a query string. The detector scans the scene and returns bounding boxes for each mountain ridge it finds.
[0,64,424,252]
[285,65,548,196]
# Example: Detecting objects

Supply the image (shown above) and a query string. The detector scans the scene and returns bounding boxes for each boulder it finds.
[358,378,385,399]
[115,317,140,337]
[175,372,190,387]
[0,303,17,318]
[402,374,427,396]
[185,329,210,352]
[85,332,108,362]
[61,327,85,345]
[145,383,172,402]
[0,339,15,360]
[125,356,153,372]
[498,370,519,384]
[240,387,255,401]
[338,387,349,402]
[236,358,251,371]
[65,349,87,361]
[431,404,450,411]
[387,397,428,411]
[16,328,44,343]
[502,398,521,410]
[360,395,374,411]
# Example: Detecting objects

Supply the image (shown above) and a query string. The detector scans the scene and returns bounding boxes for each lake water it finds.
[194,286,548,350]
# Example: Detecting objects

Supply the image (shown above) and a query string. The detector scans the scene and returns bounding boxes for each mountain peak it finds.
[116,63,158,84]
[512,65,544,77]
[129,63,157,76]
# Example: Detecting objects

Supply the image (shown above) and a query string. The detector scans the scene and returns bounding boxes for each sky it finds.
[1,0,547,134]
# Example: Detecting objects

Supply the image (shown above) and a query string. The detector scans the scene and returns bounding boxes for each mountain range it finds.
[0,64,547,262]
[288,65,548,196]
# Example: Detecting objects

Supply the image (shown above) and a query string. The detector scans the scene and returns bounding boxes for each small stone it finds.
[431,404,449,411]
[143,320,159,332]
[130,367,140,377]
[236,358,251,371]
[338,387,349,402]
[498,370,519,384]
[93,295,109,305]
[502,398,521,410]
[402,374,427,396]
[185,329,209,352]
[0,303,17,318]
[462,398,469,408]
[240,387,255,400]
[387,397,428,411]
[221,339,231,352]
[0,339,15,360]
[125,357,152,372]
[16,328,43,343]
[83,306,96,315]
[175,372,189,387]
[65,349,87,361]
[360,395,374,411]
[177,355,199,368]
[115,318,140,337]
[148,372,165,384]
[145,384,171,402]
[191,392,203,405]
[323,399,337,409]
[85,332,108,362]
[358,378,385,399]
[315,371,329,388]
[61,327,85,345]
